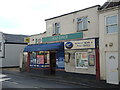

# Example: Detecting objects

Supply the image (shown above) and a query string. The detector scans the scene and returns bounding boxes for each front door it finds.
[50,52,56,75]
[106,52,119,84]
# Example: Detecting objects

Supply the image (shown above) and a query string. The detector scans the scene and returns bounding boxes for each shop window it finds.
[105,15,118,34]
[77,17,88,31]
[30,51,50,68]
[30,52,37,65]
[75,52,88,68]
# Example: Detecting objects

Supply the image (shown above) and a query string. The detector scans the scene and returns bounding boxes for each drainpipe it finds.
[95,39,100,80]
[27,52,30,72]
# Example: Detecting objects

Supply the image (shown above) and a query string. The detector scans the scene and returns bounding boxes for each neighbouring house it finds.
[0,32,28,67]
[99,0,120,85]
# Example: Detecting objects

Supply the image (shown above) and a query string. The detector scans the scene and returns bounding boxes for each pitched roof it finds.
[99,0,120,10]
[3,33,28,44]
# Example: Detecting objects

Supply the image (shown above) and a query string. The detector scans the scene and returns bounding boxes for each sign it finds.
[65,39,95,49]
[65,42,73,49]
[42,32,83,43]
[37,55,44,64]
[88,54,95,66]
[24,37,30,43]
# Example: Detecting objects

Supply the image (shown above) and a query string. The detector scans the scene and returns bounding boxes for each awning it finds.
[23,42,64,52]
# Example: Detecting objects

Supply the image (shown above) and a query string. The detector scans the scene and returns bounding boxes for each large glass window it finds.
[106,15,118,33]
[77,17,88,31]
[75,52,88,68]
[30,51,50,68]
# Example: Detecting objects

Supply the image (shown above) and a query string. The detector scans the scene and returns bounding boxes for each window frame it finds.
[105,14,118,34]
[77,17,88,32]
[75,52,88,69]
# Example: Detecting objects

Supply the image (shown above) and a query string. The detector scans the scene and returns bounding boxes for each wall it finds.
[45,6,99,75]
[0,32,4,58]
[99,8,119,80]
[65,49,96,75]
[118,7,120,82]
[2,44,27,67]
[29,33,46,45]
[45,6,99,39]
[0,32,4,67]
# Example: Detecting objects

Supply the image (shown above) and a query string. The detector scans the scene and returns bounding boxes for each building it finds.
[0,32,28,67]
[99,0,120,84]
[24,5,100,79]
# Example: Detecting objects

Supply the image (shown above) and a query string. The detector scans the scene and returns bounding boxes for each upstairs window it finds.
[0,42,1,52]
[106,15,118,34]
[53,23,60,35]
[77,17,88,31]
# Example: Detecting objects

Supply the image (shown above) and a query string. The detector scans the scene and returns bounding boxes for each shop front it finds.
[23,42,64,75]
[64,38,100,80]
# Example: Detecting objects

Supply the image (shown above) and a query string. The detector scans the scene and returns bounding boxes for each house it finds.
[99,0,120,84]
[0,32,28,67]
[24,5,100,79]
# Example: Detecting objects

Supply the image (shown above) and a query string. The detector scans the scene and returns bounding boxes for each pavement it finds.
[1,67,120,89]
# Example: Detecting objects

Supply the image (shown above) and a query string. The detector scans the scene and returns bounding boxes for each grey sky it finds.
[0,0,106,35]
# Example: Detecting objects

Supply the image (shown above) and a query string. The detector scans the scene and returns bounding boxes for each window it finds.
[0,42,2,52]
[106,15,118,33]
[53,23,60,35]
[75,52,88,68]
[77,17,87,31]
[30,51,50,68]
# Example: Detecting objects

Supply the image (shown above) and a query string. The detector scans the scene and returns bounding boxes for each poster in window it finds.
[76,52,88,68]
[37,55,44,64]
[81,53,88,60]
[88,55,95,66]
[30,52,37,65]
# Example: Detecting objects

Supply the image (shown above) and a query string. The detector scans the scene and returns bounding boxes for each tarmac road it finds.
[1,70,89,89]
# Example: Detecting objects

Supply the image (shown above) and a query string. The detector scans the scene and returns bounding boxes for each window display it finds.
[30,52,37,65]
[88,54,95,66]
[30,51,50,68]
[75,52,88,68]
[37,55,44,64]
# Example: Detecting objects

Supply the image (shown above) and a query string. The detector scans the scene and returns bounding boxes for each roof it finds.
[3,33,28,44]
[45,5,100,21]
[99,0,120,10]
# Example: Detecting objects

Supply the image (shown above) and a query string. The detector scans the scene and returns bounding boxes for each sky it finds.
[0,0,106,35]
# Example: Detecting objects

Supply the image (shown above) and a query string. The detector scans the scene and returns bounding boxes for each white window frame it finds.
[77,17,88,32]
[105,14,118,34]
[75,52,88,69]
[53,22,60,35]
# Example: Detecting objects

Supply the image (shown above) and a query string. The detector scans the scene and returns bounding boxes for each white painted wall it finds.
[29,33,46,44]
[46,6,99,39]
[99,8,119,80]
[65,49,96,75]
[0,32,4,67]
[118,8,120,82]
[0,32,4,58]
[44,6,99,74]
[2,44,26,67]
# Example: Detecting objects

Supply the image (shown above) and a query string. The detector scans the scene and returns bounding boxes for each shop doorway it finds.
[50,52,56,75]
[106,52,119,84]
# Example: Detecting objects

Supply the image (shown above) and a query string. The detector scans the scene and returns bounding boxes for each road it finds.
[1,70,89,89]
